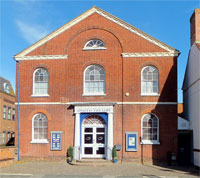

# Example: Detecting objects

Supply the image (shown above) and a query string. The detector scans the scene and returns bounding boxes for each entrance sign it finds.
[126,132,138,151]
[51,131,63,150]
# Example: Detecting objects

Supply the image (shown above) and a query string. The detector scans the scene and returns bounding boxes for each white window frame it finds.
[12,108,15,120]
[8,107,11,120]
[141,113,160,145]
[32,68,49,97]
[2,132,5,144]
[83,65,106,96]
[4,83,10,93]
[31,113,49,144]
[83,39,106,50]
[141,66,159,96]
[7,132,11,142]
[3,106,6,119]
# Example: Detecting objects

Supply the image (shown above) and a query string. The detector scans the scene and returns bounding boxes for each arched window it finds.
[4,83,10,94]
[32,113,48,143]
[84,65,105,95]
[33,68,49,96]
[83,39,106,50]
[141,66,158,95]
[141,113,159,144]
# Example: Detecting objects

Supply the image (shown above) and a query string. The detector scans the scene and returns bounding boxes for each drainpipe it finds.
[14,58,20,161]
[17,60,20,161]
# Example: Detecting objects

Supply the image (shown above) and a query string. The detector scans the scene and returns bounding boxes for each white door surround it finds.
[73,105,114,160]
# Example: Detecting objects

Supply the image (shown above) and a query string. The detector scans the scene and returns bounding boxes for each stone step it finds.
[71,159,119,166]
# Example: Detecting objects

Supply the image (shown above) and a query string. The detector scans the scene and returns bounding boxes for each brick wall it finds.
[15,10,178,162]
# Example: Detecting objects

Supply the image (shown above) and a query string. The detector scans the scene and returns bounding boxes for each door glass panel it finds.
[97,128,105,132]
[85,128,93,132]
[96,147,105,155]
[85,134,93,144]
[85,147,93,154]
[96,134,105,144]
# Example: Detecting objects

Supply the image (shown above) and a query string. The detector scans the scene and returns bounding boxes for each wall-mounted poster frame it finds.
[126,132,138,151]
[51,131,63,151]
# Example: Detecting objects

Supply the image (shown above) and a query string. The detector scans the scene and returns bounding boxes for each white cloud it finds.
[16,19,49,44]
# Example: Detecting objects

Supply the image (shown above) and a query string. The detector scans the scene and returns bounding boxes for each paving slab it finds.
[0,161,199,178]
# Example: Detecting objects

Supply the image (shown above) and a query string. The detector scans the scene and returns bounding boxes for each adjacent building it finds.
[0,76,15,145]
[14,7,179,162]
[183,9,200,168]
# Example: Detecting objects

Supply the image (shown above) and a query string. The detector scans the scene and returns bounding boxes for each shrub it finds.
[112,147,117,158]
[67,145,73,159]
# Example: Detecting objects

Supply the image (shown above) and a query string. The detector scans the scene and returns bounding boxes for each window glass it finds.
[8,107,11,120]
[84,65,105,95]
[33,68,49,95]
[142,114,159,142]
[4,83,10,93]
[12,109,15,120]
[84,39,105,50]
[141,66,158,95]
[3,106,6,119]
[33,113,48,141]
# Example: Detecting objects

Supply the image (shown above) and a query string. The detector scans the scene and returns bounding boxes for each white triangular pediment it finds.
[14,6,179,59]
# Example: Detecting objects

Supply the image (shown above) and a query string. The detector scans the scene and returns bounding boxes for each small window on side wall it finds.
[33,68,49,96]
[141,113,159,144]
[83,39,106,50]
[141,66,159,95]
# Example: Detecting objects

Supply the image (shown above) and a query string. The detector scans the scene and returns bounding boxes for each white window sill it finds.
[140,140,160,145]
[30,140,49,144]
[83,47,107,51]
[140,93,160,96]
[82,93,106,96]
[31,94,49,98]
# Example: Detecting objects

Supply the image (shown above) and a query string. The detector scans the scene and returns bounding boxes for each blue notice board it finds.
[51,131,63,151]
[126,132,138,151]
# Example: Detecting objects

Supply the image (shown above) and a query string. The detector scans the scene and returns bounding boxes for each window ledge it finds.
[82,93,106,96]
[140,141,160,145]
[31,94,49,98]
[140,93,160,96]
[83,47,107,51]
[30,140,49,144]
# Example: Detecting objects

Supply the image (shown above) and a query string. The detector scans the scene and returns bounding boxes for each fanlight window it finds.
[142,114,159,143]
[32,113,48,141]
[33,68,49,95]
[141,66,158,95]
[84,65,105,95]
[83,115,106,125]
[84,39,106,50]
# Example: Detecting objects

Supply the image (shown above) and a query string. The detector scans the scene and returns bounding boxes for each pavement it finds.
[0,160,199,178]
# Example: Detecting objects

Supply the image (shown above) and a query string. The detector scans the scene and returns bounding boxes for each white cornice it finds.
[15,101,177,105]
[14,6,179,59]
[15,55,68,61]
[122,52,179,58]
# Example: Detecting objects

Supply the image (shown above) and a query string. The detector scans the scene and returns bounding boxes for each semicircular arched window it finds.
[141,113,159,144]
[141,66,159,95]
[31,113,48,143]
[83,39,106,50]
[33,68,49,96]
[84,65,105,95]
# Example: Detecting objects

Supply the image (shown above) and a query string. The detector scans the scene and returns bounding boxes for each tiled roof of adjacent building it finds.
[0,76,15,96]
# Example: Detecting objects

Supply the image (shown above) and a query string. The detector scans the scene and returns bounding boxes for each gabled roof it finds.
[14,6,180,58]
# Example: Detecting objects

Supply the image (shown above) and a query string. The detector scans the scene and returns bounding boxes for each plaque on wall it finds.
[51,131,63,151]
[126,132,138,151]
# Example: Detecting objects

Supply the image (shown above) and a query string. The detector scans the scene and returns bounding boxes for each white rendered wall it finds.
[183,43,200,167]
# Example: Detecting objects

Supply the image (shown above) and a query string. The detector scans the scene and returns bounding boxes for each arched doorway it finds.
[81,114,106,158]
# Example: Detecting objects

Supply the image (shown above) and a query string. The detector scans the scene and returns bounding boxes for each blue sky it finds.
[0,0,199,102]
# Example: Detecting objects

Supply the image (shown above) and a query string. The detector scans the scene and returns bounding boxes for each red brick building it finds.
[14,6,179,162]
